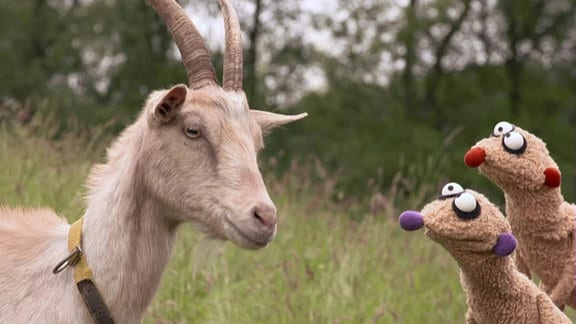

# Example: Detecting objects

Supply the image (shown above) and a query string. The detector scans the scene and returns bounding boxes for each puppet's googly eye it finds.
[441,182,464,196]
[440,182,464,198]
[493,121,514,136]
[454,193,476,212]
[502,131,526,154]
[453,193,481,219]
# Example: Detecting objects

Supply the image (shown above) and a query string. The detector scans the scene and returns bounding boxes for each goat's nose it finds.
[464,147,486,168]
[252,203,277,233]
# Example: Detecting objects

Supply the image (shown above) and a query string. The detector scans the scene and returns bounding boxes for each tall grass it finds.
[0,122,573,323]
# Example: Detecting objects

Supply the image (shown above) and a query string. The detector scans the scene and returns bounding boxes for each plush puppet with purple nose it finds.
[398,182,570,323]
[399,210,516,257]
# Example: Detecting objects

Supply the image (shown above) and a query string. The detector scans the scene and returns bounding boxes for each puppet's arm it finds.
[515,251,531,279]
[465,308,478,324]
[536,293,571,323]
[547,256,575,309]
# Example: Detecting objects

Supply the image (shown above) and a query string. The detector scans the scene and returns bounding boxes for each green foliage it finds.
[0,1,83,101]
[0,0,212,129]
[76,0,188,110]
[265,62,576,204]
[264,80,446,202]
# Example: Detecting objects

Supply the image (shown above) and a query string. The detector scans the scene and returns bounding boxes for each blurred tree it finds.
[76,0,189,116]
[401,0,418,119]
[422,0,472,125]
[0,0,184,125]
[0,0,83,101]
[499,0,576,116]
[268,0,576,200]
[244,0,262,105]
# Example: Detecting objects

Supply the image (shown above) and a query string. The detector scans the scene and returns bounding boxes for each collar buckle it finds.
[52,246,83,274]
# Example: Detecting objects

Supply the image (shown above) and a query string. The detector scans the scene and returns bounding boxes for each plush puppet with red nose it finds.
[464,121,576,310]
[399,182,571,324]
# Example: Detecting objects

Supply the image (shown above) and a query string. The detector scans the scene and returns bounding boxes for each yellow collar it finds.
[53,217,115,324]
[68,217,95,283]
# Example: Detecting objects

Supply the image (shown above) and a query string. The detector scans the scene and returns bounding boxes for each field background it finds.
[1,123,573,323]
[2,1,576,321]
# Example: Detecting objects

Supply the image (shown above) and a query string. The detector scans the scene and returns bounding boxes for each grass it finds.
[0,123,574,323]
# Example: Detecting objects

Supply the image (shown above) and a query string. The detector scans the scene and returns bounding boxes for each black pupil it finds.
[447,185,453,191]
[498,127,503,132]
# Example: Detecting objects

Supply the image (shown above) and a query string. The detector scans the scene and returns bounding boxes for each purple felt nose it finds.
[399,210,424,231]
[493,232,517,257]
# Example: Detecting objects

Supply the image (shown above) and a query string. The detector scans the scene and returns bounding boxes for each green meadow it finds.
[1,123,574,323]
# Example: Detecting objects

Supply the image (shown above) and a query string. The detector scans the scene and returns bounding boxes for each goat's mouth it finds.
[223,217,274,250]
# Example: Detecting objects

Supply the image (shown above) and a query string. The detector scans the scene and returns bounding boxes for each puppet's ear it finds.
[250,110,308,134]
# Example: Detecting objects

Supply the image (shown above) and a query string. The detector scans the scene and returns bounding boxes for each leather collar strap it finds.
[53,218,115,324]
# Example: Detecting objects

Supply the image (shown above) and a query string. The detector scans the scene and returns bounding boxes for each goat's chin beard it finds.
[191,219,275,250]
[222,219,276,250]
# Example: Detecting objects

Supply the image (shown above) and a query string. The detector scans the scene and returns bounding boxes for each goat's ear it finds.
[150,84,187,124]
[250,110,308,134]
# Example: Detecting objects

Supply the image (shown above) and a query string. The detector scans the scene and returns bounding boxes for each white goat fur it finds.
[0,85,305,323]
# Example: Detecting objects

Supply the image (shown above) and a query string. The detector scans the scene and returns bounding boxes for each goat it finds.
[400,183,571,323]
[464,121,575,309]
[0,0,307,322]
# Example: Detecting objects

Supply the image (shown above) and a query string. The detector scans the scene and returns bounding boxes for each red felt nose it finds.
[464,147,486,168]
[544,167,561,188]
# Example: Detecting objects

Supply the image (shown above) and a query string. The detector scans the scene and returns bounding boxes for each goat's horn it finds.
[220,0,243,91]
[147,0,217,89]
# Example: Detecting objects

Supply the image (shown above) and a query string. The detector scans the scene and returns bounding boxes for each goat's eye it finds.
[493,121,514,137]
[502,131,526,154]
[439,182,464,199]
[452,192,481,219]
[184,125,202,139]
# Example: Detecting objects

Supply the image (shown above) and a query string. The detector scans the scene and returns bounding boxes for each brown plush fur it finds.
[465,122,576,309]
[401,186,571,323]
